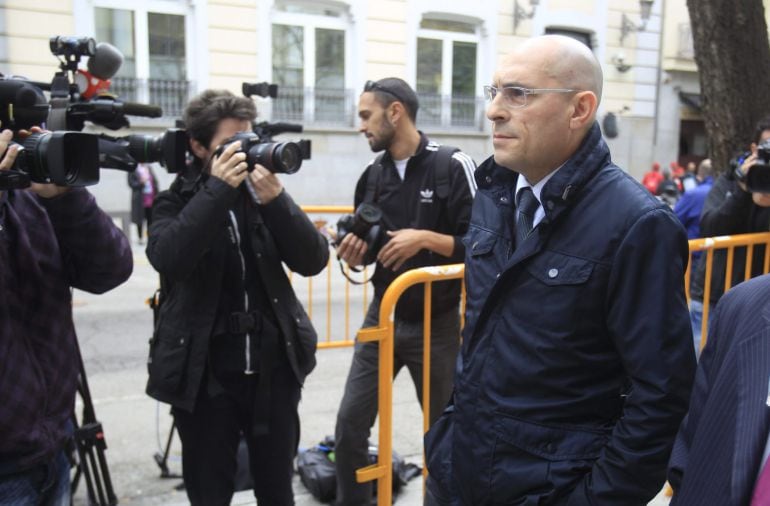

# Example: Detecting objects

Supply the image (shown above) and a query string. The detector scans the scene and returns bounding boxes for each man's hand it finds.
[16,127,70,199]
[737,149,759,193]
[247,164,283,205]
[377,229,425,270]
[210,141,249,188]
[337,232,369,268]
[0,129,20,173]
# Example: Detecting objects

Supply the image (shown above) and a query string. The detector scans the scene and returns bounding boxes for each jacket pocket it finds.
[489,414,608,505]
[147,323,191,394]
[519,251,597,334]
[424,405,454,498]
[292,306,318,379]
[465,226,498,257]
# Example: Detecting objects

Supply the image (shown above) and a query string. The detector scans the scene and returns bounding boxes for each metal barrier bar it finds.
[688,232,770,351]
[351,233,770,504]
[353,264,464,506]
[296,206,357,348]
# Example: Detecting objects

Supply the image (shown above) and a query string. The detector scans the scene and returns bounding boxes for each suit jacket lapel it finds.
[733,305,770,504]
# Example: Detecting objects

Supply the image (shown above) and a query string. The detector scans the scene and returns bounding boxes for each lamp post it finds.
[513,0,539,34]
[620,0,655,46]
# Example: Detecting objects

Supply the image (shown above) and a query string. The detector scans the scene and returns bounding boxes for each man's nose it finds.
[486,95,509,123]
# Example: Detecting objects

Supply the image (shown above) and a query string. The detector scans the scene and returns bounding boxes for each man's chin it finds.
[492,152,516,170]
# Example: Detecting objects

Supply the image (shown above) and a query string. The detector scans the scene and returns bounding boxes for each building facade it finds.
[1,0,687,212]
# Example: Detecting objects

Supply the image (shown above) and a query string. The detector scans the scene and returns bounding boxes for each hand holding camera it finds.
[211,140,249,188]
[247,164,283,205]
[335,203,383,267]
[735,139,770,193]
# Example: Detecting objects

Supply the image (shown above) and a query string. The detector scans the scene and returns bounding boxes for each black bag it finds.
[296,436,422,503]
[296,437,337,502]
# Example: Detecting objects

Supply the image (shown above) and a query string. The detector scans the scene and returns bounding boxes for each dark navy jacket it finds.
[425,123,696,505]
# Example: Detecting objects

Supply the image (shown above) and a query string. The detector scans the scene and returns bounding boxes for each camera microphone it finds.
[121,102,163,118]
[75,42,124,99]
[87,42,123,80]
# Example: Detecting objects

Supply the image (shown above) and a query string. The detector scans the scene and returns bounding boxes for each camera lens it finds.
[250,142,302,174]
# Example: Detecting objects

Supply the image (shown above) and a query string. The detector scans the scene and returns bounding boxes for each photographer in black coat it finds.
[145,89,329,505]
[689,117,770,357]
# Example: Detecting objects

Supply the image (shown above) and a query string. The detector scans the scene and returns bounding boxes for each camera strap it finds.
[337,257,374,285]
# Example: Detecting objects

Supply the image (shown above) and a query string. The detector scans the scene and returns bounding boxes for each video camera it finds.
[746,139,770,193]
[0,35,164,191]
[335,203,385,265]
[98,129,187,174]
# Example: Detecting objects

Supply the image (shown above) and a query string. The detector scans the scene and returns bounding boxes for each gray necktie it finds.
[515,187,539,246]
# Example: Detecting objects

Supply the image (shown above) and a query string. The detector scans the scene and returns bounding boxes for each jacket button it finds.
[273,298,279,303]
[179,338,185,345]
[546,200,555,210]
[287,341,292,347]
[548,268,558,278]
[500,196,508,203]
[486,176,492,183]
[256,253,262,259]
[296,318,301,323]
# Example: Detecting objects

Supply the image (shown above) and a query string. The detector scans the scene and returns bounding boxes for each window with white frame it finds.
[416,17,481,129]
[270,1,352,125]
[87,1,191,118]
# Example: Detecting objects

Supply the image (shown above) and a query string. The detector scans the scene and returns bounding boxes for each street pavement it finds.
[70,240,670,505]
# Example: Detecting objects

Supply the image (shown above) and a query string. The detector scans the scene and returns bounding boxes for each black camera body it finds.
[214,132,303,174]
[747,139,770,193]
[335,203,384,265]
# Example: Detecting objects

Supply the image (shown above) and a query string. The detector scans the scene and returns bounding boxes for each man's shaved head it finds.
[502,35,603,105]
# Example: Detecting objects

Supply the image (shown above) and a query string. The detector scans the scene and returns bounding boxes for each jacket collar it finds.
[476,122,610,223]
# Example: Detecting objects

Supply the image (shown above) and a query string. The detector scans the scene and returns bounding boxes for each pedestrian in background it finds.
[128,162,158,244]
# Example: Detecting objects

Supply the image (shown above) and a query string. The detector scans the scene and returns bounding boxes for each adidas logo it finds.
[420,189,434,203]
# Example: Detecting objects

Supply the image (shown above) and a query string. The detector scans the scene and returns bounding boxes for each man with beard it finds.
[333,77,476,505]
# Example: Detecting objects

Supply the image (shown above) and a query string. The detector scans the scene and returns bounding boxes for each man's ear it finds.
[388,101,405,125]
[189,138,209,160]
[569,91,598,130]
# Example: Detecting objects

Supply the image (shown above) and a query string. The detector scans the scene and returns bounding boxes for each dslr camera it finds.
[335,203,384,265]
[214,132,304,174]
[746,139,770,193]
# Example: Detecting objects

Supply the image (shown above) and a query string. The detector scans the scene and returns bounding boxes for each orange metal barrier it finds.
[295,205,374,348]
[685,232,770,351]
[352,264,465,505]
[347,232,770,505]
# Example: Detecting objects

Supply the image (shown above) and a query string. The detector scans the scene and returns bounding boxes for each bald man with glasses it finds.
[424,34,695,506]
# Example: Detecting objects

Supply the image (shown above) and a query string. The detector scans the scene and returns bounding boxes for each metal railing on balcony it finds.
[271,86,357,127]
[110,77,192,119]
[268,87,486,131]
[417,93,486,131]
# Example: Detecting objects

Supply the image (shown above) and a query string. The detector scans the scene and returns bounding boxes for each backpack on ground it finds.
[296,436,422,503]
